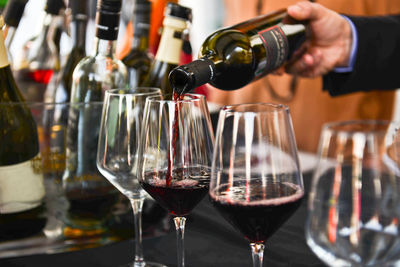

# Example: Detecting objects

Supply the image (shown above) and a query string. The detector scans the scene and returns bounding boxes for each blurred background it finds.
[9,0,225,67]
[6,0,400,154]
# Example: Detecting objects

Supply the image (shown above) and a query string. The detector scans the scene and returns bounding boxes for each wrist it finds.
[336,16,353,68]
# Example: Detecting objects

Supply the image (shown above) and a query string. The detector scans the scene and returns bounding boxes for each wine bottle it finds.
[169,9,307,94]
[122,0,152,88]
[141,2,191,96]
[0,16,47,241]
[3,0,28,63]
[148,0,178,56]
[63,0,126,238]
[45,0,88,104]
[14,0,65,102]
[70,0,127,102]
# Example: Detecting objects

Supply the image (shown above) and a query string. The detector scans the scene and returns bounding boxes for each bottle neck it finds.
[131,0,151,51]
[155,16,187,64]
[5,26,16,51]
[131,33,149,51]
[95,9,120,41]
[93,37,116,58]
[39,14,53,41]
[70,18,87,50]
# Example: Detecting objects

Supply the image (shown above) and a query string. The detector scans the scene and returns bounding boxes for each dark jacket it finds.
[323,14,400,96]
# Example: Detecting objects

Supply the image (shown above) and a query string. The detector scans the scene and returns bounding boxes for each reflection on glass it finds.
[306,120,400,266]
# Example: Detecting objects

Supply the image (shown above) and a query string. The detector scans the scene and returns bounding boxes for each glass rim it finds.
[221,102,289,114]
[322,120,397,136]
[105,87,161,97]
[0,101,105,107]
[145,93,206,104]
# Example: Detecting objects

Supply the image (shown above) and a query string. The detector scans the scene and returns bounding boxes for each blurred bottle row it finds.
[1,0,221,105]
[0,0,223,245]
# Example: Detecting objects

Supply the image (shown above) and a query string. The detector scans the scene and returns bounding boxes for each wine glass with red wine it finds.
[209,103,304,267]
[137,94,214,267]
[97,87,167,267]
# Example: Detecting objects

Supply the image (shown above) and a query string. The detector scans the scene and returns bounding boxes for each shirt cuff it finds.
[333,16,358,73]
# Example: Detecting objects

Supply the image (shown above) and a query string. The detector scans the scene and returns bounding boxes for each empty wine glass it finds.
[137,94,214,267]
[209,103,304,267]
[97,87,165,267]
[306,120,400,266]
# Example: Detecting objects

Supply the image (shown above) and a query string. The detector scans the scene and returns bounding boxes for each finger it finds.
[272,66,285,75]
[304,48,322,67]
[302,54,315,66]
[285,53,314,74]
[287,1,324,21]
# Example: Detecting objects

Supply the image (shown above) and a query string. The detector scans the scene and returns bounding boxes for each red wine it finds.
[210,181,303,243]
[141,167,210,216]
[165,91,185,185]
[28,69,54,84]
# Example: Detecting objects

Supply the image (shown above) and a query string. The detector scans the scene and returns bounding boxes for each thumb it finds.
[287,1,323,21]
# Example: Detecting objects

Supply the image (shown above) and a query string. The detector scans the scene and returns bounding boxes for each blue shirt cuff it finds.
[333,16,358,73]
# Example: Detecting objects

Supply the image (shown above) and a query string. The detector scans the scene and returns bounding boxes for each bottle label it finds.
[0,26,9,68]
[155,17,187,64]
[257,25,289,77]
[0,156,45,213]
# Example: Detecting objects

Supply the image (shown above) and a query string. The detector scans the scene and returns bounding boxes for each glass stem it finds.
[130,198,145,266]
[174,216,186,267]
[250,242,265,267]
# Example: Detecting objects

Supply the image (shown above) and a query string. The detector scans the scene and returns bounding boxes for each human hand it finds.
[285,1,353,77]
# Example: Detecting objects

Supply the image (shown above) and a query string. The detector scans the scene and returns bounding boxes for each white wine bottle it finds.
[0,16,47,241]
[14,0,65,102]
[70,0,127,103]
[63,0,126,238]
[141,2,192,96]
[169,9,307,94]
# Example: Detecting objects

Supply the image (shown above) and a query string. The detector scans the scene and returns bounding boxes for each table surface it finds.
[0,172,325,267]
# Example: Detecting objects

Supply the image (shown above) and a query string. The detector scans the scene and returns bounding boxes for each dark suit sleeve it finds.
[322,14,400,96]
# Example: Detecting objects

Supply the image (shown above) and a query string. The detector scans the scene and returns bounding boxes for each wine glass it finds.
[137,94,214,267]
[97,87,165,267]
[209,103,304,267]
[306,120,400,266]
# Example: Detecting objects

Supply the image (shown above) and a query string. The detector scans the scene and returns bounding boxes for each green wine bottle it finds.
[122,0,152,88]
[169,9,307,94]
[45,0,88,104]
[0,16,47,241]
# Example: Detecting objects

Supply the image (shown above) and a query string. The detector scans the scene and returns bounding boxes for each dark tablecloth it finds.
[0,172,324,267]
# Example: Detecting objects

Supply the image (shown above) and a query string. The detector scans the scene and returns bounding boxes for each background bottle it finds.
[63,0,126,238]
[45,0,88,104]
[122,0,152,88]
[141,2,192,96]
[14,0,65,102]
[148,0,178,55]
[70,0,127,103]
[0,16,47,241]
[169,9,307,94]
